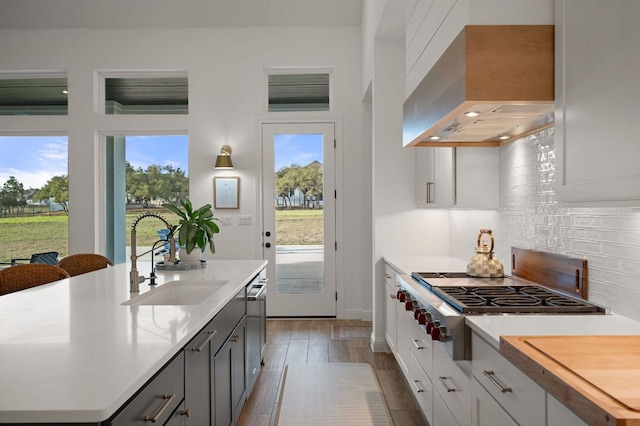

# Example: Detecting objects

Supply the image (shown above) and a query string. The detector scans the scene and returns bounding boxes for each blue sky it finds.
[0,133,320,189]
[274,133,323,171]
[0,135,188,189]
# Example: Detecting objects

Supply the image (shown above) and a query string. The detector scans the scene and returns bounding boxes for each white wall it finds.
[449,128,640,322]
[0,25,370,318]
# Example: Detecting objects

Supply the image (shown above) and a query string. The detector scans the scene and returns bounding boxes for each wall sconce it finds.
[214,145,234,169]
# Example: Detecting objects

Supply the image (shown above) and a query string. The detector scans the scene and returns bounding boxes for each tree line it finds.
[275,162,323,209]
[0,162,188,214]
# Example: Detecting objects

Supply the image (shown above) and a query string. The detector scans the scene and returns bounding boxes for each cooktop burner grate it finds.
[430,285,604,314]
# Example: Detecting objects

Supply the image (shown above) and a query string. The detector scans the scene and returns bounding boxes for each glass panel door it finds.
[262,123,336,317]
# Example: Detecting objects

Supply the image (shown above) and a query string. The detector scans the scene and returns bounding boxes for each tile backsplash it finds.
[449,127,640,321]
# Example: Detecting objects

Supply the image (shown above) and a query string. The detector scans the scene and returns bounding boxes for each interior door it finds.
[262,122,336,317]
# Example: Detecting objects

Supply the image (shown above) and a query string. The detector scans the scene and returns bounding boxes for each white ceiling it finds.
[0,0,363,29]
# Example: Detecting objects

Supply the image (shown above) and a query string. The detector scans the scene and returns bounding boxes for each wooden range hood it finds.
[403,25,554,147]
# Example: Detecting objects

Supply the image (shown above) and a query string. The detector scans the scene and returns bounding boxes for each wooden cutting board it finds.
[501,335,640,426]
[525,336,640,409]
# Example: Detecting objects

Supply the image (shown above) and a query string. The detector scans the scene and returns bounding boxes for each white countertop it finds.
[466,314,640,350]
[0,259,266,424]
[383,255,468,276]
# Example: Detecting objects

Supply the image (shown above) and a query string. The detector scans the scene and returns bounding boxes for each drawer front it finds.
[108,352,185,425]
[211,287,246,354]
[432,344,471,426]
[409,351,434,425]
[384,263,396,287]
[471,333,545,426]
[433,390,460,426]
[408,316,433,378]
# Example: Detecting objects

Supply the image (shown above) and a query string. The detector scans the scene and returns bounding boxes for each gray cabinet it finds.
[214,318,246,426]
[106,352,185,426]
[184,323,217,425]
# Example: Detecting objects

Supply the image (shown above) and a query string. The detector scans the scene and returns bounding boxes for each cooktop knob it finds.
[417,311,427,324]
[405,300,414,311]
[397,290,406,302]
[414,308,424,320]
[430,326,441,341]
[426,320,438,334]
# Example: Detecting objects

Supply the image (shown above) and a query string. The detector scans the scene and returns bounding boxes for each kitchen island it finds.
[0,259,267,424]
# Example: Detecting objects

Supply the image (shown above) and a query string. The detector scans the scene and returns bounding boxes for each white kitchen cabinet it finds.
[433,343,471,426]
[554,0,640,205]
[416,147,456,207]
[455,148,499,209]
[384,262,399,354]
[547,394,588,426]
[409,351,434,425]
[434,389,461,426]
[395,301,415,374]
[471,378,518,426]
[416,147,499,209]
[471,333,545,426]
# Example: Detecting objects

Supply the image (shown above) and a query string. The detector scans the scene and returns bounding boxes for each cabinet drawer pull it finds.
[385,274,392,279]
[143,393,175,422]
[191,329,217,352]
[411,339,424,350]
[390,293,397,299]
[230,334,240,343]
[438,376,456,392]
[179,408,191,417]
[411,379,425,393]
[483,370,512,393]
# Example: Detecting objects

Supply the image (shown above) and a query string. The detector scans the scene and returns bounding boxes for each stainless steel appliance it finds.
[397,269,607,361]
[246,273,267,395]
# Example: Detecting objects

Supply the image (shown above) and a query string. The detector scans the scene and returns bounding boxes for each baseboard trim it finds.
[370,336,389,353]
[343,309,372,321]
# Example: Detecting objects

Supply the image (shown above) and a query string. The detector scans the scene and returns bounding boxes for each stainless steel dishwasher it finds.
[246,272,267,395]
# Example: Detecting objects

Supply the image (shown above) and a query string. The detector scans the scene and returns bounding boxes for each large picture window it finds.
[0,135,69,263]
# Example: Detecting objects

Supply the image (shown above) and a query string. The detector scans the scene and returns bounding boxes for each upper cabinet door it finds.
[555,0,640,205]
[416,147,456,207]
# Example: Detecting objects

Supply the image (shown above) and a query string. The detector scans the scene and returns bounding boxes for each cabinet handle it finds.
[411,339,424,350]
[230,334,240,343]
[438,376,456,392]
[191,329,217,352]
[179,408,191,417]
[426,182,434,203]
[143,393,175,422]
[483,370,512,393]
[390,294,396,299]
[411,379,425,393]
[385,274,392,279]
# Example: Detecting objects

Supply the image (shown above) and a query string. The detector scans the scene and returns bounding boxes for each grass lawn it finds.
[0,211,181,262]
[276,209,323,245]
[0,208,323,262]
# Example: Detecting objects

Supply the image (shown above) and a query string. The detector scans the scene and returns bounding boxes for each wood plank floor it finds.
[237,319,428,426]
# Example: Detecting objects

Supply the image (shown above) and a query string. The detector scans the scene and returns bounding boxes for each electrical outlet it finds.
[238,215,251,225]
[220,215,232,226]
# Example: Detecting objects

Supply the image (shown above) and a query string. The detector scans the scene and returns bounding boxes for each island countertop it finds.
[0,259,267,424]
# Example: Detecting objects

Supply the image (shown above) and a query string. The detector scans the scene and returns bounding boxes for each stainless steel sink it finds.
[122,279,228,306]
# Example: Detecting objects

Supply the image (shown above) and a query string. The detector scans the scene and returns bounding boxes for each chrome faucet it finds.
[130,212,177,292]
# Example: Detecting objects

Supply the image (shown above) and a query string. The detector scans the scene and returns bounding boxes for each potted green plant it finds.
[162,198,220,264]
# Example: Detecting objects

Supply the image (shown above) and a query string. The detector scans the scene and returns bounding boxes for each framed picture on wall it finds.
[214,177,240,209]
